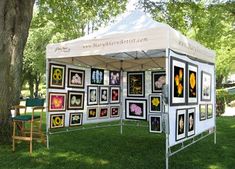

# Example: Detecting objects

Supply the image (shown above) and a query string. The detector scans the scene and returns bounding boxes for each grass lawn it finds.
[0,117,234,169]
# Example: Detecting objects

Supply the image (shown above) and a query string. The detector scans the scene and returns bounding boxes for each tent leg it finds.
[46,132,49,149]
[214,127,216,144]
[120,119,123,135]
[166,133,169,169]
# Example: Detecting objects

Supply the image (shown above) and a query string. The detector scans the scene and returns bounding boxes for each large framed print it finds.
[67,68,85,88]
[87,86,98,106]
[149,94,162,113]
[187,108,195,137]
[69,112,83,127]
[99,86,109,105]
[187,63,198,104]
[149,114,162,133]
[110,106,120,118]
[207,104,213,119]
[176,109,186,141]
[125,99,147,120]
[67,91,84,110]
[170,57,186,106]
[50,114,65,129]
[199,104,206,121]
[151,71,166,93]
[127,71,145,97]
[48,92,66,112]
[87,107,97,120]
[99,107,109,118]
[201,71,212,101]
[110,86,120,104]
[49,63,66,89]
[109,71,120,85]
[91,68,104,85]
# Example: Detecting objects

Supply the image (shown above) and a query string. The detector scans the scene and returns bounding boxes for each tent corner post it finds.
[166,133,169,169]
[46,132,50,149]
[214,126,216,144]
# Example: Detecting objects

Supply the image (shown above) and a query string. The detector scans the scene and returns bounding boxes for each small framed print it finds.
[110,86,120,104]
[109,71,120,85]
[149,114,162,133]
[149,94,162,113]
[91,68,104,85]
[99,107,109,118]
[87,107,97,120]
[151,71,166,93]
[127,71,145,97]
[199,104,207,121]
[187,108,195,137]
[207,104,213,119]
[125,99,147,120]
[110,106,120,118]
[48,92,66,112]
[187,63,198,104]
[67,91,84,110]
[87,86,98,106]
[201,71,212,101]
[49,63,66,89]
[176,109,186,141]
[67,68,85,88]
[69,112,83,127]
[99,86,109,105]
[50,114,65,129]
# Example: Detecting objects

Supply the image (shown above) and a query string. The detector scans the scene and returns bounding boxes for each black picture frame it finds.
[109,70,121,85]
[50,114,65,129]
[187,108,195,137]
[91,68,104,85]
[87,107,97,120]
[110,106,120,118]
[149,114,162,133]
[87,86,98,106]
[67,91,84,110]
[110,86,120,104]
[48,92,67,112]
[199,104,207,121]
[176,109,186,141]
[201,71,212,101]
[125,99,147,120]
[69,112,83,127]
[67,68,85,88]
[49,63,66,89]
[99,107,109,119]
[99,86,109,105]
[151,71,166,93]
[207,104,213,119]
[149,94,162,113]
[127,71,145,97]
[187,63,198,105]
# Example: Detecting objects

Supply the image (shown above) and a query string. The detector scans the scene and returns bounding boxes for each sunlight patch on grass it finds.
[230,124,235,128]
[208,164,223,169]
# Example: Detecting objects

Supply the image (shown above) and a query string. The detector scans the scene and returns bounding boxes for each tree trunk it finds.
[0,0,35,143]
[35,72,41,98]
[28,76,34,98]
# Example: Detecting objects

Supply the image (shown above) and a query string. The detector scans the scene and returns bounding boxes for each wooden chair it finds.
[12,98,45,154]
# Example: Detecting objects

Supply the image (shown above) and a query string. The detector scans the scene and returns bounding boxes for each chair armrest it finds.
[32,106,45,110]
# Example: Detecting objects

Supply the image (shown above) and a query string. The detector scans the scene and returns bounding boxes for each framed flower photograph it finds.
[49,63,66,89]
[187,63,198,104]
[201,71,212,101]
[69,112,83,127]
[207,104,213,119]
[151,71,166,93]
[99,107,109,118]
[67,68,85,88]
[87,107,97,120]
[87,86,98,106]
[199,104,207,121]
[127,71,145,97]
[48,92,66,112]
[50,114,65,129]
[110,106,120,118]
[99,86,109,105]
[67,91,84,110]
[170,57,186,106]
[110,86,120,104]
[176,109,186,141]
[149,114,162,133]
[125,99,147,120]
[109,71,120,85]
[187,108,195,137]
[149,94,162,113]
[91,68,104,85]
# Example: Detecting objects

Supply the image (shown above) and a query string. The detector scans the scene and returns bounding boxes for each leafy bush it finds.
[216,89,227,116]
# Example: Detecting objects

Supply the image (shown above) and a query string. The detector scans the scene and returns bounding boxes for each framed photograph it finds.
[87,86,98,106]
[187,108,195,137]
[207,104,213,119]
[151,71,166,93]
[127,71,145,97]
[69,112,83,127]
[149,114,162,133]
[67,68,85,88]
[109,71,120,85]
[110,86,120,104]
[149,94,162,113]
[99,86,109,105]
[67,91,84,110]
[91,68,104,85]
[187,63,198,104]
[199,104,207,121]
[125,99,147,120]
[110,106,120,118]
[87,107,97,120]
[48,92,66,112]
[201,71,212,101]
[49,63,66,89]
[176,109,186,141]
[170,57,186,106]
[99,107,109,118]
[50,114,65,129]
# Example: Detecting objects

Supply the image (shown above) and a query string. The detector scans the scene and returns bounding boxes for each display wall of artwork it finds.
[87,107,97,119]
[69,112,83,127]
[149,114,162,133]
[176,109,186,141]
[48,92,66,112]
[201,71,212,101]
[91,68,104,85]
[187,108,195,137]
[149,94,162,113]
[127,71,145,97]
[50,114,65,129]
[199,104,207,121]
[109,71,120,85]
[99,107,109,118]
[207,104,213,119]
[125,99,147,120]
[87,86,98,106]
[110,86,120,104]
[67,91,84,110]
[49,63,66,89]
[151,71,166,93]
[110,106,120,118]
[67,68,85,88]
[99,86,109,105]
[187,63,198,104]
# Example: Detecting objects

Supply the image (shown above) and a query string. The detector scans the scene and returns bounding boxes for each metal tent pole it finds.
[46,59,50,149]
[120,66,124,135]
[214,65,217,144]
